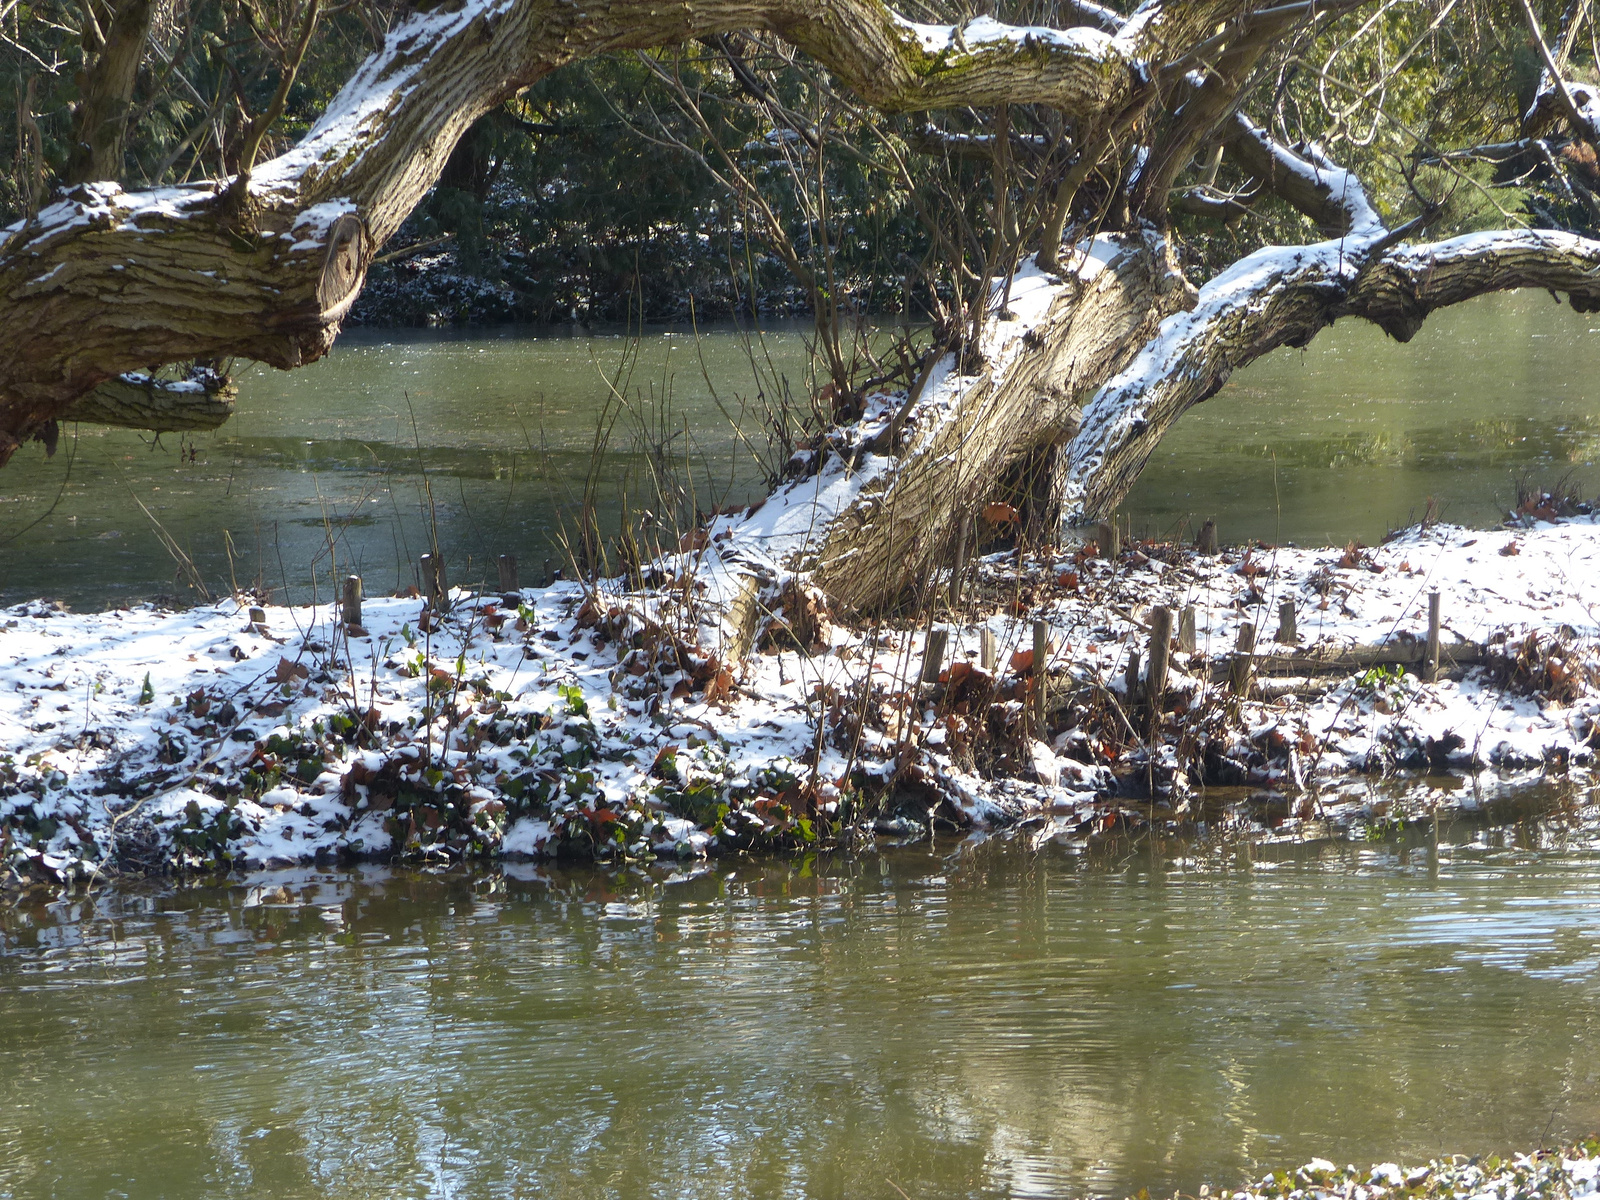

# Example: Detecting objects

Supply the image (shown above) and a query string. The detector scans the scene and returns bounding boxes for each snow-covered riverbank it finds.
[1228,1145,1600,1200]
[3,514,1597,884]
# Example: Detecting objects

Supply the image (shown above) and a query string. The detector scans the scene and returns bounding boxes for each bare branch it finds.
[1223,112,1384,237]
[233,0,324,187]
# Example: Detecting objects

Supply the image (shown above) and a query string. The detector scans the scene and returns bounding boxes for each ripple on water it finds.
[3,833,1600,1199]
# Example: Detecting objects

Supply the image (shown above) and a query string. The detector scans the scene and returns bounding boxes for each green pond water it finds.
[3,812,1600,1200]
[1,290,1597,608]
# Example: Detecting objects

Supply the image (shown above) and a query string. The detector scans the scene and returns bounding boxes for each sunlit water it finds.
[4,817,1600,1200]
[0,321,822,609]
[1124,290,1600,545]
[1,291,1597,607]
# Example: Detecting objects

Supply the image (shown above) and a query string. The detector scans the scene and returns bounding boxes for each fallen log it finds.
[1206,639,1488,683]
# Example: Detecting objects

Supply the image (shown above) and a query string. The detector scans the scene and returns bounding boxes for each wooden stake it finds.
[1124,647,1142,707]
[1033,619,1049,728]
[1197,518,1218,555]
[341,575,362,627]
[921,628,949,685]
[1096,520,1120,559]
[950,513,970,608]
[1425,591,1442,682]
[1276,598,1297,644]
[1147,606,1173,726]
[497,553,519,594]
[421,553,449,611]
[1178,604,1197,655]
[980,628,996,673]
[1229,621,1257,696]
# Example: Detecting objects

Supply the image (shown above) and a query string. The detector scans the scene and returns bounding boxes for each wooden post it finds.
[1147,606,1173,727]
[1425,591,1442,682]
[497,553,519,594]
[1033,619,1049,728]
[342,575,362,627]
[1276,598,1297,644]
[1124,648,1142,707]
[420,553,437,607]
[921,628,949,685]
[1178,604,1197,655]
[1197,518,1218,555]
[1096,519,1120,559]
[980,628,996,673]
[950,514,970,608]
[543,557,553,587]
[421,553,449,611]
[1229,621,1257,696]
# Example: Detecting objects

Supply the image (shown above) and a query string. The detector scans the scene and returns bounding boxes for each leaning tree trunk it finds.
[805,230,1196,608]
[717,126,1600,613]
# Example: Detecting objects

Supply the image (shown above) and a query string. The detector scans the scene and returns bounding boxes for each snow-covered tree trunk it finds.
[806,231,1197,608]
[719,123,1600,611]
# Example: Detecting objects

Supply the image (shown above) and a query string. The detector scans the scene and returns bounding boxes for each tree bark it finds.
[61,368,236,433]
[806,230,1197,610]
[65,0,161,187]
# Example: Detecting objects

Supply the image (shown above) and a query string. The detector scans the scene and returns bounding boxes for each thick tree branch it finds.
[1058,223,1600,525]
[1223,112,1382,236]
[1347,228,1600,333]
[61,367,236,432]
[2,0,1258,459]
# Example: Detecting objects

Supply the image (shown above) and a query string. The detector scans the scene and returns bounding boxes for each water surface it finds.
[0,321,820,608]
[4,816,1600,1200]
[1,292,1596,607]
[1125,290,1600,544]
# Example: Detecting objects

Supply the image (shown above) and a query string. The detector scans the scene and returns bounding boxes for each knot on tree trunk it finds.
[317,214,370,319]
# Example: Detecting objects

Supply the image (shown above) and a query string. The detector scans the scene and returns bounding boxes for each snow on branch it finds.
[1225,112,1385,238]
[1518,0,1600,147]
[1060,217,1600,525]
[1347,227,1600,338]
[1060,132,1384,523]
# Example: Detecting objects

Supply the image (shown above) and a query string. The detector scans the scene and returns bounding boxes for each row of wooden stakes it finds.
[913,592,1449,732]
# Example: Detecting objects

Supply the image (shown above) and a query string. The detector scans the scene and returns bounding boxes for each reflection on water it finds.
[1,291,1597,607]
[4,813,1600,1200]
[0,322,819,608]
